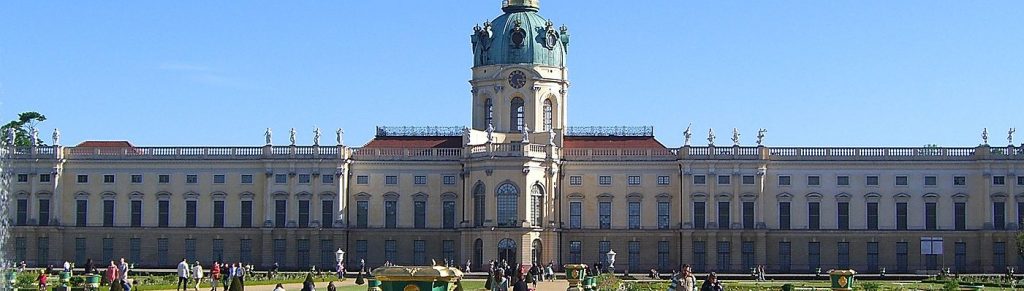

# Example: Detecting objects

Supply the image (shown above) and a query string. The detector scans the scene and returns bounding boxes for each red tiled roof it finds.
[76,141,134,147]
[362,136,462,148]
[563,136,667,149]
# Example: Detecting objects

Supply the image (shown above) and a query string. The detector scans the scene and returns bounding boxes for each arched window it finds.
[531,239,543,265]
[496,183,519,227]
[531,184,544,227]
[473,238,484,270]
[542,99,553,131]
[510,97,525,131]
[474,183,486,227]
[484,98,494,127]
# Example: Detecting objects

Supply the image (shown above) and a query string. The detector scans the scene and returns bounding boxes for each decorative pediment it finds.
[183,191,200,200]
[691,192,708,202]
[355,192,372,201]
[597,193,614,202]
[295,191,313,200]
[922,192,940,203]
[239,191,255,200]
[740,192,757,202]
[441,192,459,201]
[129,191,145,200]
[75,191,91,200]
[991,192,1008,203]
[656,193,672,202]
[319,191,338,199]
[101,191,118,200]
[863,192,881,203]
[412,192,429,202]
[272,191,290,199]
[156,191,172,200]
[627,193,643,202]
[951,193,969,203]
[715,192,732,202]
[893,193,912,203]
[835,192,852,203]
[567,192,585,200]
[15,191,30,199]
[805,192,823,202]
[211,191,228,200]
[383,192,400,201]
[776,192,793,202]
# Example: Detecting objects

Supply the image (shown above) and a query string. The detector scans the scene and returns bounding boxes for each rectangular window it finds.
[322,200,334,229]
[924,176,937,186]
[14,237,26,262]
[130,200,142,227]
[599,175,612,185]
[275,174,287,184]
[716,241,731,272]
[157,238,169,266]
[628,241,641,271]
[414,201,426,229]
[77,174,89,183]
[275,200,287,228]
[867,242,879,272]
[778,175,790,186]
[895,175,908,186]
[186,200,197,227]
[867,202,879,230]
[1019,176,1024,186]
[808,242,820,271]
[356,175,369,184]
[717,175,730,185]
[385,201,398,228]
[131,174,143,183]
[241,174,253,184]
[15,199,27,225]
[994,242,1006,270]
[384,240,397,263]
[297,239,310,268]
[185,239,197,261]
[442,240,455,263]
[866,175,879,186]
[241,201,253,228]
[38,174,51,183]
[808,202,820,230]
[298,174,311,184]
[76,200,88,227]
[414,175,427,185]
[599,241,611,265]
[629,202,641,229]
[838,202,849,230]
[694,175,706,185]
[385,175,398,185]
[569,176,582,186]
[778,242,791,273]
[779,202,790,230]
[954,242,967,272]
[955,202,966,230]
[356,201,368,228]
[298,200,310,228]
[658,202,670,229]
[807,175,820,186]
[443,201,456,229]
[413,240,426,265]
[274,239,287,267]
[213,174,226,184]
[658,176,671,185]
[694,202,705,229]
[954,176,966,186]
[994,202,1006,230]
[993,175,1006,185]
[158,174,170,183]
[896,242,908,272]
[925,202,937,230]
[743,201,754,229]
[103,200,115,227]
[322,174,335,184]
[741,241,755,270]
[355,240,368,265]
[213,200,225,228]
[16,173,28,183]
[742,175,755,185]
[599,202,611,229]
[628,175,641,185]
[212,239,224,262]
[570,202,582,229]
[693,241,706,272]
[186,174,198,184]
[837,175,849,186]
[442,175,456,185]
[37,237,49,266]
[569,241,582,264]
[718,201,730,229]
[896,202,908,230]
[158,200,169,227]
[75,238,87,265]
[38,199,50,226]
[837,242,850,268]
[658,241,670,271]
[103,174,115,183]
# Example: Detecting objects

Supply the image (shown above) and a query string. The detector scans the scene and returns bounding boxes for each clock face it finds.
[508,70,527,89]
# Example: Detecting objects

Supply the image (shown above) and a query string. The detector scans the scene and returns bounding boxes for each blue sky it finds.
[1,1,1021,147]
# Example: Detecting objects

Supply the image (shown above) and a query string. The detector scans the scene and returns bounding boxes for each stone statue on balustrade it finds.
[521,125,530,143]
[486,123,494,143]
[707,128,715,146]
[731,128,740,146]
[337,128,345,145]
[265,128,273,145]
[982,128,989,145]
[683,123,692,146]
[757,128,767,146]
[549,129,556,145]
[313,127,322,146]
[53,128,61,146]
[30,128,39,146]
[290,128,297,145]
[1009,128,1015,145]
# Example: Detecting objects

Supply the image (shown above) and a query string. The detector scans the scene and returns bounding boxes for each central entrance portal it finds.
[498,238,517,264]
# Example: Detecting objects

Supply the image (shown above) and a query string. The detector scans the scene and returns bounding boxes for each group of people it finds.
[485,260,555,291]
[669,264,724,291]
[175,259,248,291]
[752,265,767,281]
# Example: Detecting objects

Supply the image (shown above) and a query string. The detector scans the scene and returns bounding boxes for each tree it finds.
[0,111,46,146]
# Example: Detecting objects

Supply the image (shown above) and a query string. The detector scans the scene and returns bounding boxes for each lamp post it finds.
[605,249,616,274]
[335,249,346,278]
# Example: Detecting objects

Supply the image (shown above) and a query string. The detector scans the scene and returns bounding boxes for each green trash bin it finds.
[371,265,463,291]
[781,283,794,291]
[828,269,857,291]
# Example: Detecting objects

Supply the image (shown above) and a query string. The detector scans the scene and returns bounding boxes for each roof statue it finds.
[265,128,273,145]
[290,128,297,146]
[548,129,556,145]
[462,127,471,146]
[521,125,530,143]
[486,123,495,143]
[982,128,989,145]
[53,128,61,146]
[757,128,767,146]
[313,127,321,146]
[6,127,14,145]
[732,128,740,146]
[1009,128,1016,145]
[30,128,39,146]
[708,128,716,146]
[337,128,344,145]
[683,123,692,146]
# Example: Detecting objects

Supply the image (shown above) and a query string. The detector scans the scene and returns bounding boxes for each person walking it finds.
[192,261,204,291]
[176,259,190,291]
[105,261,120,287]
[492,269,509,291]
[37,270,48,291]
[209,262,221,291]
[700,272,723,291]
[234,262,246,289]
[511,271,529,291]
[680,264,696,291]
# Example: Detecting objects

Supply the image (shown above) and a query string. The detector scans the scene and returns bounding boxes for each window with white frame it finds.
[414,175,427,185]
[628,176,641,185]
[657,176,670,185]
[443,175,457,185]
[241,174,253,184]
[598,176,612,185]
[694,175,706,185]
[298,174,311,184]
[131,174,143,184]
[385,175,398,185]
[214,174,226,184]
[356,175,369,185]
[569,176,582,186]
[186,174,198,184]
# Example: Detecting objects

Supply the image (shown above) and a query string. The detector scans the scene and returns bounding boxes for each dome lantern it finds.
[502,0,540,12]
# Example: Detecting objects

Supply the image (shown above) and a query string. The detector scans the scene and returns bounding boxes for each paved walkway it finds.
[153,279,571,291]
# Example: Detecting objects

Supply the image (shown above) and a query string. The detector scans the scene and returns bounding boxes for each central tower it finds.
[470,0,570,136]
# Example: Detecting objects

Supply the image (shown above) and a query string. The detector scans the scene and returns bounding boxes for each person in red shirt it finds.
[106,261,121,286]
[37,271,48,291]
[210,262,222,291]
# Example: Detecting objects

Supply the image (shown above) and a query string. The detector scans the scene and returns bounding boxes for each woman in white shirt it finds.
[191,262,204,291]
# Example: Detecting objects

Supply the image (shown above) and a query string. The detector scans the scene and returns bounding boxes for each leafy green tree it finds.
[0,111,46,146]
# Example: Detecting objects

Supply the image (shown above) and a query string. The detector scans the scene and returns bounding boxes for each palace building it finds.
[8,0,1024,273]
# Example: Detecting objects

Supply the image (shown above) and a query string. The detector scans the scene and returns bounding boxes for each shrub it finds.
[859,281,881,291]
[941,280,959,291]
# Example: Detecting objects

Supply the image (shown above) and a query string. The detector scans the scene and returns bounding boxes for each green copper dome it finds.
[471,0,569,67]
